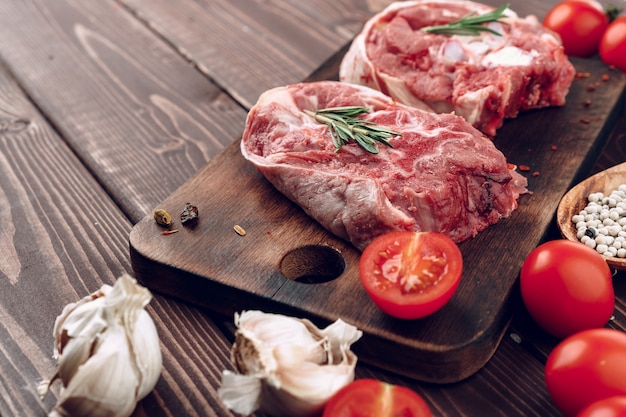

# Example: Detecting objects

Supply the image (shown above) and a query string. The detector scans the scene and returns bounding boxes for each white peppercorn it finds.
[571,184,626,258]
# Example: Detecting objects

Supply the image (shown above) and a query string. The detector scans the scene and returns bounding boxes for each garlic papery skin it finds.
[38,274,162,417]
[218,310,363,417]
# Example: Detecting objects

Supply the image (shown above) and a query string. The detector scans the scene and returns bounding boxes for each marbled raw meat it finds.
[241,81,527,250]
[339,0,576,136]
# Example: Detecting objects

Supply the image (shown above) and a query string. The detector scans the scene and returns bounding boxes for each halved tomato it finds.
[359,231,463,319]
[322,379,433,417]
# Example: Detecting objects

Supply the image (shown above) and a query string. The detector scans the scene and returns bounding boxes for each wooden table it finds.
[0,0,624,416]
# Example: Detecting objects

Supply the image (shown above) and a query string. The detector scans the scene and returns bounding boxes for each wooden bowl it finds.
[557,162,626,270]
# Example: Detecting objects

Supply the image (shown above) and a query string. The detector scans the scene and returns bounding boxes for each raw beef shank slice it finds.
[241,81,528,251]
[339,0,576,136]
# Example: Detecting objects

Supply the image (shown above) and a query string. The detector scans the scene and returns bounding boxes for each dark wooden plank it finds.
[592,107,626,175]
[119,0,393,109]
[0,0,248,223]
[0,42,266,417]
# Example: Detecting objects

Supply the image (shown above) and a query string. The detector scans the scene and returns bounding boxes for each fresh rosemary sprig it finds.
[421,4,510,36]
[304,106,401,154]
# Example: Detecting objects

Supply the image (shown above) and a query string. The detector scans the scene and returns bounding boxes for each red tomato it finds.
[520,239,614,338]
[545,329,626,417]
[543,0,609,57]
[600,15,626,72]
[359,231,463,320]
[322,379,433,417]
[576,396,626,417]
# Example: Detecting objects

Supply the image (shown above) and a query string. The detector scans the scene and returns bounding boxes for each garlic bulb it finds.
[38,274,162,417]
[218,310,363,417]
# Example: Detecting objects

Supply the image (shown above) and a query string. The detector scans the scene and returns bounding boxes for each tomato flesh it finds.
[545,329,626,417]
[520,239,614,338]
[543,0,609,57]
[359,231,463,319]
[322,379,433,417]
[600,15,626,72]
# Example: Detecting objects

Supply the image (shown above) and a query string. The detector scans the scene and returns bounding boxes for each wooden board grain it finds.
[130,53,626,383]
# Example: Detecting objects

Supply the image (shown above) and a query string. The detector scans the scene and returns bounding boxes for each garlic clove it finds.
[40,274,162,417]
[49,324,142,417]
[131,310,163,400]
[219,310,363,417]
[219,370,262,415]
[52,297,108,384]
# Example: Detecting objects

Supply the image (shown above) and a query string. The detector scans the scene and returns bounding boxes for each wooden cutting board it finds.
[130,52,626,383]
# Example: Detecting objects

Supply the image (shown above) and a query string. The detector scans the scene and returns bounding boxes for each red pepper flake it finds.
[551,145,558,151]
[519,165,531,172]
[532,171,540,177]
[580,118,591,124]
[162,229,179,235]
[507,163,517,170]
[576,72,591,78]
[602,74,610,82]
[584,99,593,108]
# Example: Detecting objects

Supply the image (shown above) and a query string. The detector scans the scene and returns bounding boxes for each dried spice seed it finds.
[575,72,591,78]
[532,171,540,177]
[519,165,531,172]
[153,209,172,226]
[180,203,199,225]
[584,100,593,108]
[602,74,610,82]
[580,118,591,124]
[162,229,179,235]
[234,225,246,236]
[587,82,601,92]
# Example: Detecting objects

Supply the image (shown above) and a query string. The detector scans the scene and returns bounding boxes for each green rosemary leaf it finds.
[328,123,343,151]
[421,4,510,37]
[354,134,378,154]
[304,106,401,154]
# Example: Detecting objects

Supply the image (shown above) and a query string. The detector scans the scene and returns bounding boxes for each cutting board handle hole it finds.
[279,245,346,284]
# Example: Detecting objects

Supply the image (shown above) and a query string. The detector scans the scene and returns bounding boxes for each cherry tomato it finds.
[545,329,626,417]
[520,239,614,338]
[359,231,463,320]
[322,379,433,417]
[576,396,626,417]
[543,0,609,57]
[600,15,626,72]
